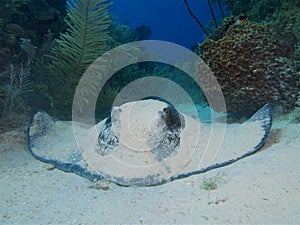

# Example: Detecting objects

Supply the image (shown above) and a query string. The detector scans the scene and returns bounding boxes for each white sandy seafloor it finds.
[0,110,300,224]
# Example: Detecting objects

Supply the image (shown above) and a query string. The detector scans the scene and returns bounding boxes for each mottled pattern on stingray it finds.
[96,116,119,156]
[96,107,122,156]
[160,105,185,131]
[149,105,185,162]
[149,129,181,162]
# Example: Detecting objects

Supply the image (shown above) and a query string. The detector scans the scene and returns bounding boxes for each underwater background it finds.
[110,0,224,48]
[0,0,299,131]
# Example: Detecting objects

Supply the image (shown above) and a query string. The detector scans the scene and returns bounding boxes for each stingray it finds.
[27,99,272,186]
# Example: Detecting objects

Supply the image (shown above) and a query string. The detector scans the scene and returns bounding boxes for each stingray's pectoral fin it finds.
[27,111,105,181]
[170,103,273,181]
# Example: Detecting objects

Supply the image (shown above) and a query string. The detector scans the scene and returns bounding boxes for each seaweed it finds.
[200,173,226,190]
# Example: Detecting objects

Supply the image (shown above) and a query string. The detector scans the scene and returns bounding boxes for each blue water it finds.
[110,0,224,48]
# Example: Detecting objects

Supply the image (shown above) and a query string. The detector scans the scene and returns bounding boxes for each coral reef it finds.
[108,19,136,47]
[109,20,151,45]
[199,21,298,117]
[0,1,67,130]
[268,2,300,52]
[0,0,66,71]
[224,0,300,22]
[224,0,300,58]
[134,25,151,41]
[224,0,282,21]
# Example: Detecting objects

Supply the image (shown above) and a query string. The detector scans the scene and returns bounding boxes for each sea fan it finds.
[47,0,112,115]
[49,0,111,80]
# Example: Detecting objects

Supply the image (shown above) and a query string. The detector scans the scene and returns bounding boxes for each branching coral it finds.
[199,21,298,117]
[0,63,31,128]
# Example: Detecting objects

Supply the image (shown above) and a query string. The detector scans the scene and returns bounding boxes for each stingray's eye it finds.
[163,107,168,113]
